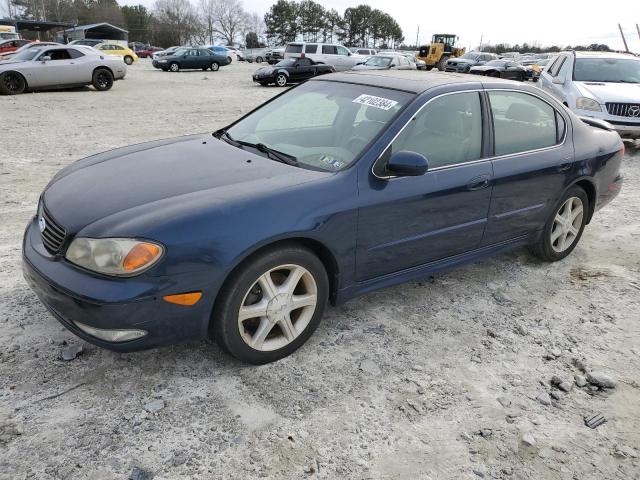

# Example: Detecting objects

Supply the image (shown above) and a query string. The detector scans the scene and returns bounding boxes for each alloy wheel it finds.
[550,196,584,253]
[276,74,287,87]
[96,73,109,89]
[2,72,23,93]
[238,264,318,351]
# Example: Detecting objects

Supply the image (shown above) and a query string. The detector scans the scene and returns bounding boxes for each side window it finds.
[304,44,318,54]
[322,45,337,55]
[391,92,483,169]
[555,111,566,143]
[336,46,350,56]
[298,58,311,66]
[45,49,71,60]
[68,48,84,59]
[488,91,559,156]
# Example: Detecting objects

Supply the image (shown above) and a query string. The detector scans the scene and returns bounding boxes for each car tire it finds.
[529,186,589,262]
[0,71,26,95]
[211,245,329,364]
[211,62,219,71]
[124,55,133,65]
[275,73,287,87]
[256,56,263,63]
[91,68,114,91]
[169,62,180,72]
[227,56,232,64]
[519,72,526,82]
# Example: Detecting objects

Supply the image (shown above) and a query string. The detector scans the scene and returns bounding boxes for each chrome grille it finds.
[605,102,640,118]
[40,207,66,254]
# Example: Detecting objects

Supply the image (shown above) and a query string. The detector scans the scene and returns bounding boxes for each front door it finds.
[483,89,574,244]
[356,91,493,281]
[27,48,78,88]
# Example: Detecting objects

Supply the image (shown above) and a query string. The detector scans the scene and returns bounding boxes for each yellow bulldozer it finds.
[417,34,466,71]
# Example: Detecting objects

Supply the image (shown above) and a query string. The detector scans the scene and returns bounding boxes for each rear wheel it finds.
[256,56,263,63]
[227,56,232,64]
[92,68,113,91]
[530,186,588,262]
[0,71,26,95]
[124,55,134,65]
[275,73,287,87]
[169,62,180,72]
[211,245,329,364]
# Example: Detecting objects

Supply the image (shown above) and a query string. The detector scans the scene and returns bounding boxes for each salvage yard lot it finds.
[1,61,639,479]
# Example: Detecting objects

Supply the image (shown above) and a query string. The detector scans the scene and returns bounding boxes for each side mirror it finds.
[385,151,428,177]
[41,56,51,62]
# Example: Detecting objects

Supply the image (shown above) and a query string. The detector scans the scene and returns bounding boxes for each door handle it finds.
[467,175,491,191]
[557,163,571,172]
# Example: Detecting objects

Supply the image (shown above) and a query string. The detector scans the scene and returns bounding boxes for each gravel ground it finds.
[1,61,639,480]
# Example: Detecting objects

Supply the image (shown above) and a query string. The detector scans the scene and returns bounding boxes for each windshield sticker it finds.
[353,94,398,111]
[318,155,344,170]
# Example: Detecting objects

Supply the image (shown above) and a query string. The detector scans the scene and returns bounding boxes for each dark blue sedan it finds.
[23,72,623,364]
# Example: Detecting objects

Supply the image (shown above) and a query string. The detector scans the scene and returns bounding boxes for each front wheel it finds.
[211,245,329,364]
[124,55,133,65]
[530,186,588,262]
[255,56,263,63]
[275,73,287,87]
[92,68,114,91]
[211,62,219,71]
[437,55,449,71]
[0,71,26,95]
[169,62,180,72]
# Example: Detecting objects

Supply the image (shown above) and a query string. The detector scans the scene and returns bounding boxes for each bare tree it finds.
[199,0,216,45]
[154,0,200,46]
[211,0,245,45]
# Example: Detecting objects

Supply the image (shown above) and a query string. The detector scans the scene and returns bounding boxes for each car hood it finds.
[352,64,388,70]
[0,59,25,67]
[43,134,328,234]
[469,65,496,71]
[255,66,274,74]
[574,81,640,103]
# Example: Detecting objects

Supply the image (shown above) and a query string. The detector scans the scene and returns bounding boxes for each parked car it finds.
[265,47,285,65]
[352,54,416,71]
[137,46,163,58]
[156,47,230,72]
[350,47,376,56]
[253,57,334,86]
[23,72,623,364]
[445,51,498,73]
[538,51,640,139]
[284,42,366,71]
[0,39,31,55]
[244,48,268,63]
[0,45,126,95]
[206,45,234,63]
[469,60,527,81]
[525,57,552,82]
[95,43,138,65]
[224,46,244,61]
[0,41,60,61]
[152,46,183,64]
[68,39,105,47]
[401,52,427,70]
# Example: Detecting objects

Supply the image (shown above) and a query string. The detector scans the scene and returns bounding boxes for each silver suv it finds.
[538,50,640,138]
[284,42,366,71]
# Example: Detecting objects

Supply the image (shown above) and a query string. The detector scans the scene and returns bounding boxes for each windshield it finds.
[365,56,392,67]
[460,53,480,60]
[225,81,412,171]
[573,57,640,83]
[276,59,296,67]
[12,48,41,61]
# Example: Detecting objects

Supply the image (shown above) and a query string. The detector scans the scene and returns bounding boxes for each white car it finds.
[0,45,126,95]
[284,42,366,71]
[538,50,640,139]
[224,46,244,61]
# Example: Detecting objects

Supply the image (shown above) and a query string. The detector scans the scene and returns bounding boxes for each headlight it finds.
[576,97,601,112]
[66,238,163,276]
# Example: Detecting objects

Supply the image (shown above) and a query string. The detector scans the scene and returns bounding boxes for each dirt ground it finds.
[1,60,639,480]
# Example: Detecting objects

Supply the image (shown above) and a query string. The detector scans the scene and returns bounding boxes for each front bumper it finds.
[22,218,212,352]
[445,64,471,73]
[573,108,640,139]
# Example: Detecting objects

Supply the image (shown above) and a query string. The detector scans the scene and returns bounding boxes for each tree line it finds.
[264,1,404,48]
[478,42,612,54]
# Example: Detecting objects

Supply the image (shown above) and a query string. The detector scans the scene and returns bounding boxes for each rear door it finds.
[483,89,573,244]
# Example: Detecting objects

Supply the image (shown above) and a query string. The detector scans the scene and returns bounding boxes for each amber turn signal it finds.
[163,292,202,306]
[123,243,161,272]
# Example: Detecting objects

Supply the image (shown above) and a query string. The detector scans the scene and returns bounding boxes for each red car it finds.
[0,39,31,54]
[137,46,163,58]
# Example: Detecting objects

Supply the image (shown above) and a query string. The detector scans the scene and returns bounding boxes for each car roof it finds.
[312,70,517,93]
[572,50,639,60]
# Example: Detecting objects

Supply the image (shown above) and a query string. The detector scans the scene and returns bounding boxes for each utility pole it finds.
[415,26,419,48]
[618,23,629,52]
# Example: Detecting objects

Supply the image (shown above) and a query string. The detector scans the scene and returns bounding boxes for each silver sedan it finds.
[0,45,126,95]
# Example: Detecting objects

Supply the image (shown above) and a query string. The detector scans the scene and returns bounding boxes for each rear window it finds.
[305,44,318,54]
[286,44,303,54]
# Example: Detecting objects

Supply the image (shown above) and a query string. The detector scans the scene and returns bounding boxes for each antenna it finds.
[618,23,629,52]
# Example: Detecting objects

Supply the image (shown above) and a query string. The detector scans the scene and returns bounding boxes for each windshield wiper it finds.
[213,129,298,166]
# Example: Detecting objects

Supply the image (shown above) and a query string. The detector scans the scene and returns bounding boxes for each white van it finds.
[284,42,366,71]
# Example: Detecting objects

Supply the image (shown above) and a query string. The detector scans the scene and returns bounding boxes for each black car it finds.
[253,58,335,87]
[265,48,284,65]
[154,47,230,72]
[445,52,498,73]
[469,60,527,81]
